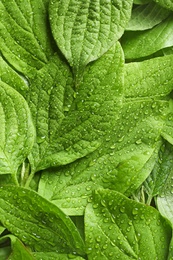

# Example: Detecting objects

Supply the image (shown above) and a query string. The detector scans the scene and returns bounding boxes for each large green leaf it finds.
[27,54,100,176]
[27,42,123,175]
[0,0,55,77]
[49,0,133,79]
[0,185,85,255]
[85,189,171,259]
[0,82,35,178]
[38,49,173,215]
[122,15,173,59]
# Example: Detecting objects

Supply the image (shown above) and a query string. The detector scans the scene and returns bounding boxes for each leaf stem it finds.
[11,173,19,186]
[24,170,35,188]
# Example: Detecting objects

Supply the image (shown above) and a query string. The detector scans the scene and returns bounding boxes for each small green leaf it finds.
[0,56,28,97]
[0,82,35,176]
[144,142,173,203]
[85,189,171,259]
[126,2,170,31]
[0,185,85,255]
[49,0,133,78]
[156,142,173,227]
[122,15,173,59]
[6,235,33,260]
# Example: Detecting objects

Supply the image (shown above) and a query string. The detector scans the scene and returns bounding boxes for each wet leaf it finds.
[0,186,85,255]
[49,0,133,79]
[0,82,35,177]
[85,189,171,259]
[126,2,170,31]
[122,15,173,60]
[0,0,55,77]
[38,48,173,215]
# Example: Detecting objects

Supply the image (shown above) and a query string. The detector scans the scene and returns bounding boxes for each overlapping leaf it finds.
[1,0,173,258]
[4,235,33,260]
[124,54,173,98]
[126,2,170,31]
[122,15,173,59]
[38,48,173,216]
[85,189,171,259]
[0,0,55,77]
[0,82,35,177]
[0,186,85,255]
[0,56,28,97]
[144,142,173,204]
[27,54,101,175]
[49,0,133,79]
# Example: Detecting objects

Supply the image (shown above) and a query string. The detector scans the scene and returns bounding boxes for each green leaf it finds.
[157,195,173,226]
[0,226,5,235]
[49,0,133,79]
[28,42,123,174]
[85,189,171,259]
[122,15,173,59]
[161,101,173,145]
[27,54,74,173]
[126,2,170,31]
[0,82,35,177]
[156,143,173,226]
[0,185,85,255]
[27,54,100,175]
[153,0,173,11]
[38,48,172,215]
[0,56,28,97]
[124,54,173,98]
[6,235,33,260]
[144,142,173,203]
[0,0,55,77]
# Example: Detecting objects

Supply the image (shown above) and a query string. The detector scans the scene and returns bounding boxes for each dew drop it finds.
[120,206,125,213]
[132,207,139,215]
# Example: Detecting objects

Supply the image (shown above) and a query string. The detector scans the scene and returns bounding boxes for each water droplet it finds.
[110,144,116,149]
[135,139,142,145]
[93,203,99,209]
[120,206,125,213]
[132,208,139,215]
[118,136,124,142]
[86,186,91,191]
